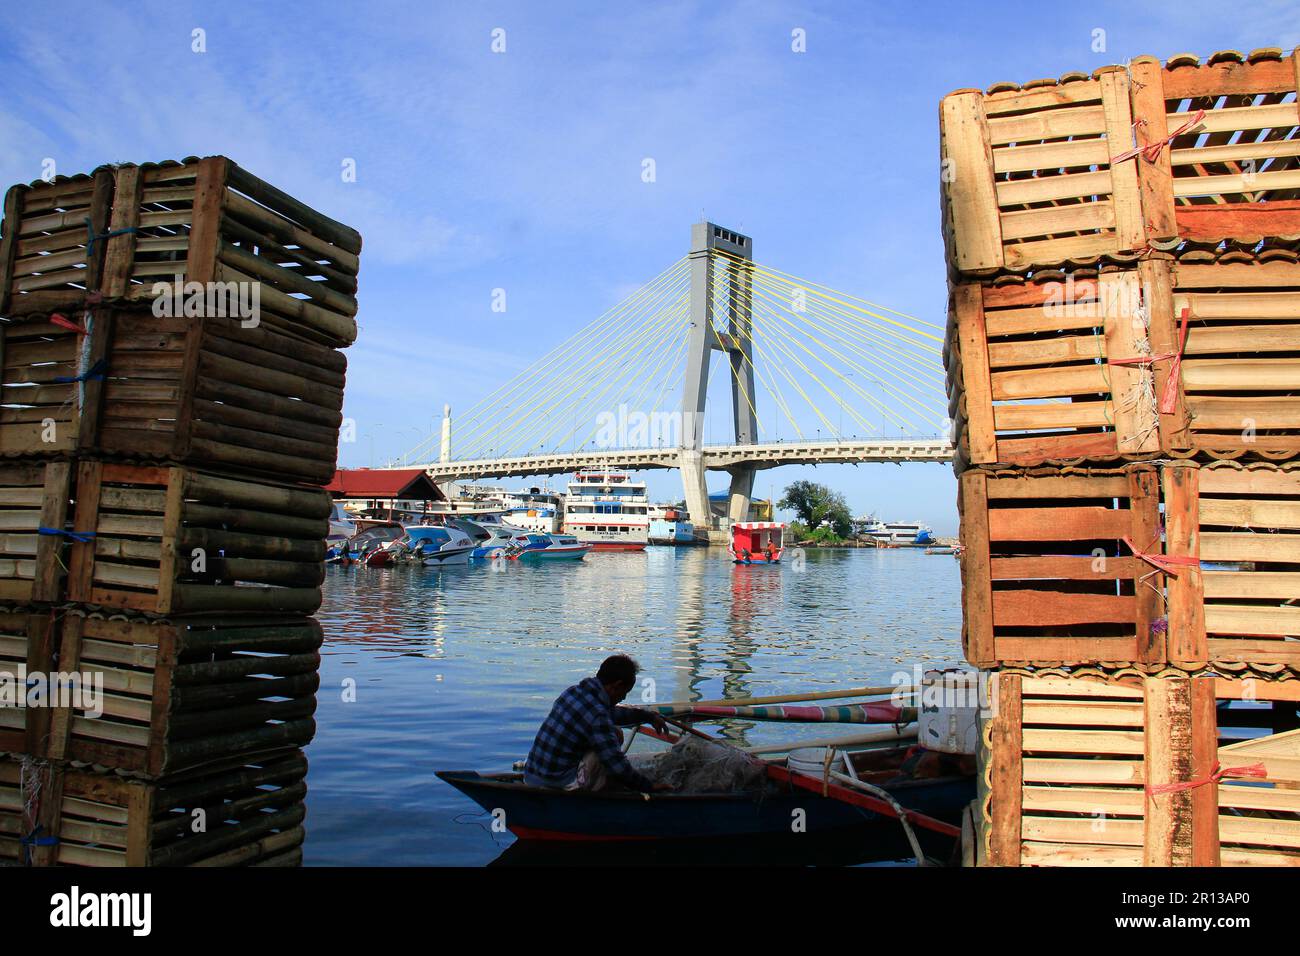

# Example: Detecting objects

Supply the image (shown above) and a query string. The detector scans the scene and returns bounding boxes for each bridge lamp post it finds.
[363,424,384,468]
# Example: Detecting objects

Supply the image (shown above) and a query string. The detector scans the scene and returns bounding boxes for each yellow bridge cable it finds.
[742,278,943,428]
[450,261,690,457]
[716,250,943,355]
[453,265,691,458]
[560,300,691,452]
[711,247,944,338]
[524,292,691,457]
[740,270,943,399]
[750,313,909,434]
[418,257,691,461]
[746,270,945,386]
[746,330,804,440]
[746,319,853,437]
[470,294,687,459]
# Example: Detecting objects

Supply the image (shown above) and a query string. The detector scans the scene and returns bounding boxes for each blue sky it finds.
[3,1,1296,533]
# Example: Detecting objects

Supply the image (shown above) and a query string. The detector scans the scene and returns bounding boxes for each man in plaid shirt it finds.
[523,655,673,792]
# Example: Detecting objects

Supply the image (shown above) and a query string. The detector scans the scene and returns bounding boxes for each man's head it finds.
[597,654,640,704]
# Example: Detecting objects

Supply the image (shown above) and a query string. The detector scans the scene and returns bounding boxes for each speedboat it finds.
[327,522,404,565]
[468,523,536,560]
[508,533,592,562]
[394,525,477,566]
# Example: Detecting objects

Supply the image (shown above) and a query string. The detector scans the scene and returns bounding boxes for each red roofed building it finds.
[326,468,445,515]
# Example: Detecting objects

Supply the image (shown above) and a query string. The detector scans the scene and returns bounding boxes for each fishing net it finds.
[630,737,768,793]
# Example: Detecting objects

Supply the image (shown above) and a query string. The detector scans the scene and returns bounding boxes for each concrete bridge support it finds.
[727,466,755,524]
[679,449,711,533]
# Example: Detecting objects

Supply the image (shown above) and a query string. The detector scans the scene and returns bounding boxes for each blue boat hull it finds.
[436,770,972,841]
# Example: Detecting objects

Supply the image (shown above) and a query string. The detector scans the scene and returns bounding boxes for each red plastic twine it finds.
[1112,109,1207,164]
[1121,535,1201,578]
[1106,308,1191,416]
[48,313,89,335]
[1147,761,1268,796]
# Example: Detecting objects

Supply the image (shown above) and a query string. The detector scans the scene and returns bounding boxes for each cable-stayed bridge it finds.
[396,222,953,529]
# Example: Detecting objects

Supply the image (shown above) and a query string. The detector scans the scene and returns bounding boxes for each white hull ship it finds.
[562,472,649,551]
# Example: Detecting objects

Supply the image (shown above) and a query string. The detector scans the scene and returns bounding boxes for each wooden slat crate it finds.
[0,313,102,456]
[91,308,345,484]
[959,465,1164,668]
[0,169,113,317]
[949,256,1300,468]
[0,608,56,756]
[1167,258,1300,456]
[10,748,308,866]
[0,461,74,603]
[0,757,19,861]
[45,613,320,777]
[940,66,1147,276]
[1130,49,1300,245]
[1165,462,1300,670]
[0,307,345,482]
[947,269,1166,468]
[980,672,1300,867]
[102,157,360,348]
[68,462,329,615]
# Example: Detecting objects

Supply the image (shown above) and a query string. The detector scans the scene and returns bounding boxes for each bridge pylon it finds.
[681,222,756,534]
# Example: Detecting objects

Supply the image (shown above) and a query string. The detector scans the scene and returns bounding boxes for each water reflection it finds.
[306,547,964,865]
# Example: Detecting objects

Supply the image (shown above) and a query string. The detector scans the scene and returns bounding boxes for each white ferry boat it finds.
[562,472,649,551]
[499,488,564,534]
[859,517,934,546]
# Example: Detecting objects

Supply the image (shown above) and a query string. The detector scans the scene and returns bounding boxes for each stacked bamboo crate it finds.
[941,48,1300,866]
[0,156,359,866]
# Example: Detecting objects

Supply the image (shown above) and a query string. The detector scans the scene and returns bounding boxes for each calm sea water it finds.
[303,547,965,865]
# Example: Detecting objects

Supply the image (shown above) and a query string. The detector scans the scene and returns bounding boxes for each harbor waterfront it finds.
[304,546,963,865]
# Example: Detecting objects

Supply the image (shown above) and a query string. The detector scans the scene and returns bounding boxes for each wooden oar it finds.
[651,718,959,840]
[656,684,915,710]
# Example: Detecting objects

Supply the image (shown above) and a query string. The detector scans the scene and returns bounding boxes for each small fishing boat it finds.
[728,521,785,564]
[508,533,592,562]
[327,522,404,565]
[394,525,477,566]
[437,744,971,842]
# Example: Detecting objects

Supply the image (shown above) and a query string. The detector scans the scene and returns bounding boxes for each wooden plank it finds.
[1098,68,1144,251]
[993,590,1135,627]
[1200,497,1300,530]
[998,202,1115,242]
[987,506,1132,541]
[1191,679,1220,867]
[952,285,996,463]
[1023,815,1144,846]
[1020,842,1143,866]
[1021,728,1145,755]
[1175,201,1300,242]
[1182,358,1300,390]
[1128,57,1177,241]
[993,401,1111,430]
[986,673,1021,866]
[1022,699,1143,726]
[986,105,1107,145]
[940,92,1004,273]
[1200,531,1300,564]
[1198,467,1300,497]
[1102,272,1157,454]
[1129,466,1164,666]
[987,334,1104,369]
[984,303,1102,337]
[1022,785,1143,815]
[1143,677,1194,866]
[1188,396,1300,429]
[984,473,1129,499]
[990,362,1109,401]
[959,471,995,667]
[992,138,1110,174]
[1204,570,1300,599]
[1022,757,1144,785]
[989,554,1141,580]
[1163,464,1207,665]
[995,169,1112,206]
[1204,605,1300,638]
[994,636,1140,662]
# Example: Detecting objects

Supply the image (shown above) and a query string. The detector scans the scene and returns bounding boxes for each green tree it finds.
[778,481,853,538]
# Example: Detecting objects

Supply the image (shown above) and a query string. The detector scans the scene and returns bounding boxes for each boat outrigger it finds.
[728,521,786,564]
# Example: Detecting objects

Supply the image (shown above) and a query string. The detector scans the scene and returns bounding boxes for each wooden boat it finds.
[729,521,785,564]
[437,744,972,842]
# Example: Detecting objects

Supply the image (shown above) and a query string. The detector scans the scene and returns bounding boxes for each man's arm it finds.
[590,710,657,791]
[612,705,657,727]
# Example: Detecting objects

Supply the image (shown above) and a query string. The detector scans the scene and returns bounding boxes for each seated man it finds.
[523,654,673,793]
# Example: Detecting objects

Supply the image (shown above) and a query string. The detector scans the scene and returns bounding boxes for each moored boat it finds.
[508,533,591,562]
[728,521,785,564]
[393,525,477,566]
[562,472,649,551]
